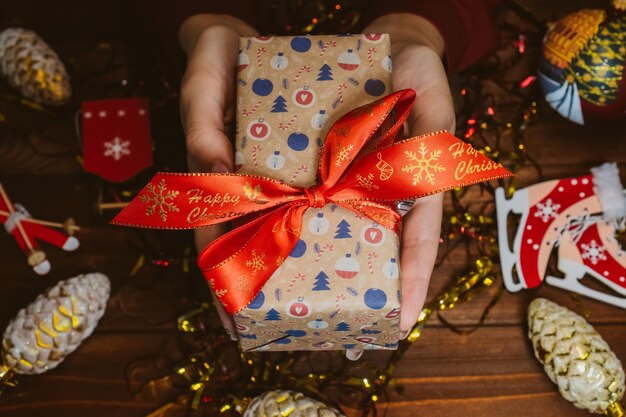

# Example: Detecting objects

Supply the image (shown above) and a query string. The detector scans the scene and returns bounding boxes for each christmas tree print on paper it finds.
[264,308,282,321]
[317,64,333,81]
[312,271,330,291]
[271,95,288,113]
[335,219,352,238]
[334,321,351,331]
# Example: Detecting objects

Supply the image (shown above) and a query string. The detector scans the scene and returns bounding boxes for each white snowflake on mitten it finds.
[103,136,131,160]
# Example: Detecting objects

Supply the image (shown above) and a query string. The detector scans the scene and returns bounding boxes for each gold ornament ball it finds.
[0,28,72,105]
[528,298,625,415]
[244,390,346,417]
[538,9,626,124]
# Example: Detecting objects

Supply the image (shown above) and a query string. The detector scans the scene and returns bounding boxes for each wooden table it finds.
[1,1,625,416]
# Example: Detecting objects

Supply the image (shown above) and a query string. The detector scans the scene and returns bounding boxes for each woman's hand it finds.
[179,14,258,340]
[346,14,455,361]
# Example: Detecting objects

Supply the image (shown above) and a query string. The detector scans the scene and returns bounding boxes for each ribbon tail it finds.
[198,204,307,314]
[328,131,513,203]
[111,172,301,229]
[317,89,415,190]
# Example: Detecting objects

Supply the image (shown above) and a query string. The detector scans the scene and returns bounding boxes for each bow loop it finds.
[317,90,415,190]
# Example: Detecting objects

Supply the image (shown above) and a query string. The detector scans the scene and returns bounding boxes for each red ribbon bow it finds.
[113,90,511,313]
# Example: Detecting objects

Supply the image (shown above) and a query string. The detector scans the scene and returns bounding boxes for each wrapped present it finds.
[233,35,398,351]
[112,35,511,353]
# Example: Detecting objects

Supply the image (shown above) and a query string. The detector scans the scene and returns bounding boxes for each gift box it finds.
[111,36,511,354]
[234,34,399,351]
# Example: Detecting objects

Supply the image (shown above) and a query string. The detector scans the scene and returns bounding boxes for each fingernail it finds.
[210,161,230,173]
[400,329,411,340]
[226,329,239,341]
[346,349,363,361]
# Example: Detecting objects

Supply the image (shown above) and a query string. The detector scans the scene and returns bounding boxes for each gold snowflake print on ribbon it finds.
[208,278,228,307]
[246,250,268,274]
[243,183,269,204]
[139,178,180,221]
[355,173,379,190]
[235,275,254,295]
[401,141,446,185]
[335,143,354,167]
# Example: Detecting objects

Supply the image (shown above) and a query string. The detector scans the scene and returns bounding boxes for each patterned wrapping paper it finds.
[234,34,400,351]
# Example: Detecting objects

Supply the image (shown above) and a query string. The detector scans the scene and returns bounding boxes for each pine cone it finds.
[528,298,625,414]
[244,390,345,417]
[0,28,71,105]
[2,273,110,374]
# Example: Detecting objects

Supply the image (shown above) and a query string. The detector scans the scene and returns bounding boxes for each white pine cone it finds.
[528,298,625,413]
[244,390,345,417]
[0,28,71,105]
[2,273,110,374]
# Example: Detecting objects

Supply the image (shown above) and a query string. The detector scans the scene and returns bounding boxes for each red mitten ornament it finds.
[82,98,153,182]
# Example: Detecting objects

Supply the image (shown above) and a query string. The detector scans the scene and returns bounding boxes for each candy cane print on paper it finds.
[251,145,262,167]
[286,273,306,294]
[367,48,377,68]
[292,65,311,83]
[367,252,378,275]
[242,101,262,116]
[289,165,309,183]
[278,114,298,131]
[314,243,334,263]
[256,47,267,67]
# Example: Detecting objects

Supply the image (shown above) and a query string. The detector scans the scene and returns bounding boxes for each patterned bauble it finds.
[243,390,345,417]
[528,298,625,416]
[2,273,110,375]
[538,9,626,124]
[0,28,72,105]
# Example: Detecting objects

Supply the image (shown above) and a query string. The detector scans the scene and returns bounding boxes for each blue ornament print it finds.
[289,239,307,257]
[287,132,309,151]
[285,329,307,337]
[364,78,385,96]
[364,288,387,310]
[290,36,312,53]
[252,78,273,96]
[248,291,265,309]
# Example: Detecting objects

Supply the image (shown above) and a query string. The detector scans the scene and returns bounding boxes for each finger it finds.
[192,160,230,254]
[399,193,443,333]
[180,25,240,172]
[345,349,363,361]
[210,290,238,341]
[391,43,455,135]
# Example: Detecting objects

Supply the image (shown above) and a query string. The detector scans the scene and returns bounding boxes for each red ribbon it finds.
[113,90,512,313]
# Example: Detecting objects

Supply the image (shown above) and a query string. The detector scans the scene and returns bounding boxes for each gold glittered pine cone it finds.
[528,298,625,415]
[2,273,110,375]
[0,28,71,105]
[244,390,346,417]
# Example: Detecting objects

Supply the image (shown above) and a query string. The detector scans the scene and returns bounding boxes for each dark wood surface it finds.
[1,1,626,416]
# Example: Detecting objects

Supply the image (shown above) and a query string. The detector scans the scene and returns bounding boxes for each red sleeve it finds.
[359,0,502,72]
